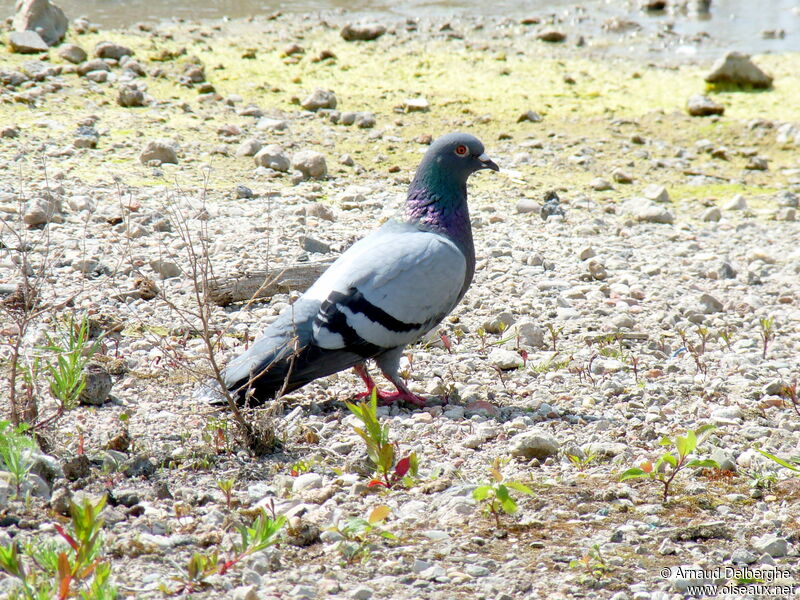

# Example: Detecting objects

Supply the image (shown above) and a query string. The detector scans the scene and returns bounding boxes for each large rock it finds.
[292,151,328,180]
[301,89,337,111]
[117,84,145,107]
[139,139,178,165]
[12,0,68,46]
[94,41,133,60]
[704,51,773,89]
[340,23,386,41]
[687,94,724,117]
[23,197,61,226]
[509,430,559,460]
[8,30,49,53]
[58,43,86,63]
[625,197,674,224]
[253,145,290,171]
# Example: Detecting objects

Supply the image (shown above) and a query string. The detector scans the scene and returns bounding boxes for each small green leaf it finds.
[505,481,534,495]
[686,458,719,469]
[757,449,800,472]
[619,468,648,481]
[472,485,492,501]
[661,453,678,468]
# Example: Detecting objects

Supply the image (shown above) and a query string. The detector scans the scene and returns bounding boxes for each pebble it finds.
[254,145,291,171]
[340,23,386,41]
[23,197,61,226]
[78,363,113,405]
[488,348,523,370]
[139,139,178,165]
[724,194,748,210]
[95,41,133,60]
[292,472,323,492]
[301,88,337,111]
[625,198,674,224]
[57,44,86,64]
[291,151,328,180]
[509,429,559,459]
[687,94,725,117]
[117,84,145,107]
[642,184,670,203]
[752,533,788,557]
[701,206,721,222]
[8,31,49,53]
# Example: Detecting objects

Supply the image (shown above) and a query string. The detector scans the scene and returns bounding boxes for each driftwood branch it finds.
[205,259,335,307]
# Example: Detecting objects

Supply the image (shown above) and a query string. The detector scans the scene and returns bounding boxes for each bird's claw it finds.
[355,388,427,407]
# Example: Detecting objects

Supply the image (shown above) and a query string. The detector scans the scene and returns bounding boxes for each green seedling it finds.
[759,316,775,360]
[569,543,612,581]
[718,326,734,351]
[331,505,396,564]
[567,451,598,473]
[0,420,37,496]
[546,323,564,352]
[167,508,286,594]
[345,390,418,489]
[472,459,534,527]
[217,478,235,509]
[620,425,719,502]
[35,315,103,429]
[0,495,117,599]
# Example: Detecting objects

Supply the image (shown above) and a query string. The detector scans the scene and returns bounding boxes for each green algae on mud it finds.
[1,21,799,203]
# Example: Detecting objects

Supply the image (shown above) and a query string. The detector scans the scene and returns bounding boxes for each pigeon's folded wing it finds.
[306,222,467,351]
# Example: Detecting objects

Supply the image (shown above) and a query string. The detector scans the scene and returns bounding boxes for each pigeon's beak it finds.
[477,153,500,172]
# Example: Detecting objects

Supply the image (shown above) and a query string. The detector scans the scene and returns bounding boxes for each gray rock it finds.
[139,139,178,165]
[612,169,633,184]
[300,235,331,254]
[687,94,724,117]
[509,429,559,459]
[150,259,181,279]
[752,534,788,557]
[625,198,674,224]
[307,202,336,222]
[710,448,736,472]
[483,311,515,334]
[236,138,262,157]
[746,156,768,171]
[117,84,145,107]
[724,194,747,211]
[78,363,112,406]
[717,262,737,279]
[403,97,430,112]
[292,150,328,180]
[255,117,288,131]
[23,197,61,226]
[122,455,156,478]
[537,29,566,42]
[590,177,613,191]
[58,43,86,64]
[254,145,290,171]
[340,23,386,41]
[643,184,670,203]
[292,472,322,493]
[705,51,773,89]
[50,486,72,515]
[701,206,721,222]
[349,586,374,600]
[8,30,49,53]
[29,452,63,484]
[355,112,376,128]
[63,455,91,480]
[488,348,523,370]
[777,191,799,208]
[577,246,596,260]
[77,59,110,76]
[517,320,546,348]
[95,41,133,60]
[74,125,99,148]
[13,0,68,46]
[515,198,539,214]
[730,547,758,565]
[85,70,108,84]
[301,88,337,111]
[698,293,723,314]
[517,109,542,123]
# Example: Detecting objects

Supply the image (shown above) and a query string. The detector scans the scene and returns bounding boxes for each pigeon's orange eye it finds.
[454,145,469,157]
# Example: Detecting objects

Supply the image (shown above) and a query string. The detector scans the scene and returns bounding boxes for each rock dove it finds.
[540,190,564,220]
[222,132,498,407]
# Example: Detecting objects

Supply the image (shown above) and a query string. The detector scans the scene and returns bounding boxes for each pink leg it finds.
[378,371,427,408]
[352,364,427,407]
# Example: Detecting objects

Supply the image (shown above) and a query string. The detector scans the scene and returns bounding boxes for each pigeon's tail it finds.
[222,342,372,408]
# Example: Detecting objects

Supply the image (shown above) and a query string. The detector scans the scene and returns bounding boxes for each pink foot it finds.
[354,388,427,407]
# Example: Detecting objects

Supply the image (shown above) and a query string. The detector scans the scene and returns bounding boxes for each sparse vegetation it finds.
[472,459,534,527]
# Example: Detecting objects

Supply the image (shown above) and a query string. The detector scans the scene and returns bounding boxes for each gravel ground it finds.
[1,9,800,600]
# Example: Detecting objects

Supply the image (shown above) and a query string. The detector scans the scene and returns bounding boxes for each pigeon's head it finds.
[421,132,499,184]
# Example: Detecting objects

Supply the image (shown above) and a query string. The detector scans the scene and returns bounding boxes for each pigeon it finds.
[221,132,498,408]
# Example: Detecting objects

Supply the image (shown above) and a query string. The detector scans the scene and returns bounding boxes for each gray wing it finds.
[305,222,467,351]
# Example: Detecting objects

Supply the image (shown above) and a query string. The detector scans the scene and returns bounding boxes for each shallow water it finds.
[1,0,798,55]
